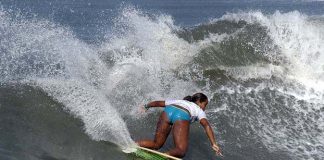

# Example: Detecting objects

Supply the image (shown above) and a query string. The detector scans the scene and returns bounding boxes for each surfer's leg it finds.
[166,120,190,158]
[137,112,171,149]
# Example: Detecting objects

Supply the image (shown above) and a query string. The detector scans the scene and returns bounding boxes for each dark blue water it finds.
[1,0,324,160]
[3,0,324,42]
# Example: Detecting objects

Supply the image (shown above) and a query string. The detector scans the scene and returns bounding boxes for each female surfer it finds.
[136,93,223,158]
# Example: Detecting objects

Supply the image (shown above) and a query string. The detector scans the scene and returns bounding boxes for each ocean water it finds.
[0,0,324,160]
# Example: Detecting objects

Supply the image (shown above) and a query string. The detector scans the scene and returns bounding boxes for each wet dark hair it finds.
[183,96,192,101]
[183,93,208,103]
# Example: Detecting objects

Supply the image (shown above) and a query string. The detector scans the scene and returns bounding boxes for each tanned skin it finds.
[136,101,223,158]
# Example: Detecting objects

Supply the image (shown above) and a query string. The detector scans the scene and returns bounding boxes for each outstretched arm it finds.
[146,101,166,108]
[140,101,165,112]
[200,118,223,156]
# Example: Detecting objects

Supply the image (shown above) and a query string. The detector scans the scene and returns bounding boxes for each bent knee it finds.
[178,150,186,158]
[152,142,163,150]
[175,148,187,158]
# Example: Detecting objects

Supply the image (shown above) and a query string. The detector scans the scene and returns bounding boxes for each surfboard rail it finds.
[137,146,182,160]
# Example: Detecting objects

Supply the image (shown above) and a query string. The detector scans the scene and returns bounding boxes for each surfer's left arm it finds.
[200,118,223,156]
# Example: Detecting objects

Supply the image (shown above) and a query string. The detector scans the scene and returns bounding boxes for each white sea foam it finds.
[220,11,324,87]
[213,11,324,159]
[220,64,285,80]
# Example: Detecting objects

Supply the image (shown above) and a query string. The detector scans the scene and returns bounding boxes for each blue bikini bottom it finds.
[164,105,190,124]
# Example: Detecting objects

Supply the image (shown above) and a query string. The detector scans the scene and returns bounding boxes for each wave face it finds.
[1,4,324,160]
[183,11,324,160]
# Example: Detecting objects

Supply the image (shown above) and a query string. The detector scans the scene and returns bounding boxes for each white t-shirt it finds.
[165,99,207,123]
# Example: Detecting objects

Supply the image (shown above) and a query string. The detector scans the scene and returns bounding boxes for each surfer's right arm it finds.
[144,101,166,110]
[200,118,223,157]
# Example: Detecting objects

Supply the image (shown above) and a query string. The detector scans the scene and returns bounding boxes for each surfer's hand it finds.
[212,144,223,157]
[138,105,147,113]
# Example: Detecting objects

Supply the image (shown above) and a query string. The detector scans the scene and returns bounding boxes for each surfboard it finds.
[134,146,182,160]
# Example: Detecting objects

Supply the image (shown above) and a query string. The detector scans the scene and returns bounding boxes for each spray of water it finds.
[0,8,137,149]
[98,6,204,116]
[0,6,203,151]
